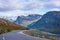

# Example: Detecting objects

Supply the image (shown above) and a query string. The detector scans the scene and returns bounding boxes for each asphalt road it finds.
[0,30,49,40]
[0,35,3,40]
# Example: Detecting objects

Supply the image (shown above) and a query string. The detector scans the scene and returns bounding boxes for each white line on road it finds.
[3,34,5,40]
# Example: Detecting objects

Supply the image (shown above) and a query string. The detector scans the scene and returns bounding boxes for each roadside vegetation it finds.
[0,18,28,34]
[23,30,60,40]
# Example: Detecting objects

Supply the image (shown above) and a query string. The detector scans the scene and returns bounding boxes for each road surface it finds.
[0,30,49,40]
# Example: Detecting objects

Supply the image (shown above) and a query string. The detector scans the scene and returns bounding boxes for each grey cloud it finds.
[0,0,60,12]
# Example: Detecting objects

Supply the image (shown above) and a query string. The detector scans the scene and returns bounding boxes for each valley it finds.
[0,0,60,40]
[0,11,60,40]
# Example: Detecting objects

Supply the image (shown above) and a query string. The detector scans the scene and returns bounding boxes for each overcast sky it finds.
[0,0,60,16]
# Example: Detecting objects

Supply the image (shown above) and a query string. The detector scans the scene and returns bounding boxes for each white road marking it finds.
[3,34,5,40]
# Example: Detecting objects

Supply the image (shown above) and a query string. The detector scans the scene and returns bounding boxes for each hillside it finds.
[0,18,28,34]
[28,11,60,34]
[14,14,41,27]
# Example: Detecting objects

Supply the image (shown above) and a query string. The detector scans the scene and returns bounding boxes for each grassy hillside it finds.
[0,18,28,34]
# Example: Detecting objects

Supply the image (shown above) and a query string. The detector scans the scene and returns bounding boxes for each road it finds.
[0,30,49,40]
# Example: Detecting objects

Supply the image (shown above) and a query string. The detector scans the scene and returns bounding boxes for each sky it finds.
[0,0,60,16]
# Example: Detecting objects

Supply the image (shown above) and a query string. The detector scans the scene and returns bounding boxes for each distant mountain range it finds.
[14,14,42,27]
[0,18,27,34]
[0,14,42,27]
[28,11,60,34]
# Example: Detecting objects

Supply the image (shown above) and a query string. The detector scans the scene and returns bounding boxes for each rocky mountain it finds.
[28,11,60,34]
[0,18,28,34]
[14,14,42,27]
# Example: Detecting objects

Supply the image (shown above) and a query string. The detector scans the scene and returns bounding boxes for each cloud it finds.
[49,8,60,11]
[0,0,60,16]
[0,0,60,11]
[0,10,40,16]
[0,0,47,11]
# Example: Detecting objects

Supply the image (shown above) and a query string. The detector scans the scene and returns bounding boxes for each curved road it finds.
[0,30,49,40]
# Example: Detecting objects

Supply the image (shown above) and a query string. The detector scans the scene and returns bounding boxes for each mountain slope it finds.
[28,11,60,34]
[14,14,42,27]
[0,18,28,34]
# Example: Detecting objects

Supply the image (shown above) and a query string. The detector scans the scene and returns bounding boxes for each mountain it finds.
[0,18,28,34]
[14,14,42,27]
[28,11,60,34]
